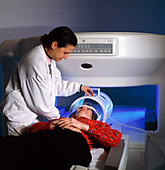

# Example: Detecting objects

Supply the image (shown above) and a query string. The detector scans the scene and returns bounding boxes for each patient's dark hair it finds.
[40,26,77,48]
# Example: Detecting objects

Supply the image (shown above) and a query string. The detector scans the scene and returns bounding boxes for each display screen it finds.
[71,44,113,54]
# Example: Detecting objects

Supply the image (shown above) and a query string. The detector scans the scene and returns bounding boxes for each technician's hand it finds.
[81,85,94,96]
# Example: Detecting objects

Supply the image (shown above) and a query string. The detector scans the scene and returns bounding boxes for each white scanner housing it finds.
[1,32,165,170]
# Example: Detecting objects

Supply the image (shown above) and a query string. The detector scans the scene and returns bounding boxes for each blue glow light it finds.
[101,85,158,130]
[107,105,146,129]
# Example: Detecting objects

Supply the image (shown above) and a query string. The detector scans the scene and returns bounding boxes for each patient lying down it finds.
[0,102,122,170]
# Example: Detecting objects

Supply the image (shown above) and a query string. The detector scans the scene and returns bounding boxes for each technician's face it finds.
[75,106,93,120]
[48,41,74,62]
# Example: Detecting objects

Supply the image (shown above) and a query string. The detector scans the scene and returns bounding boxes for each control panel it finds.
[71,38,119,56]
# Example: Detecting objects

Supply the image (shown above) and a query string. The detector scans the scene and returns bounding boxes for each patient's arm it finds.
[50,118,82,133]
[28,121,52,133]
[53,117,89,132]
[77,117,122,148]
[28,117,122,149]
[28,118,83,134]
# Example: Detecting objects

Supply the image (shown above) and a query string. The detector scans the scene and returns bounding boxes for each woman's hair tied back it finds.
[40,26,77,48]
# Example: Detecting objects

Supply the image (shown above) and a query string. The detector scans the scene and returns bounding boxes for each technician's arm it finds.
[53,66,93,96]
[20,60,60,120]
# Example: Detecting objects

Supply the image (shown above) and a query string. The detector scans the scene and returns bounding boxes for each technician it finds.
[0,26,94,136]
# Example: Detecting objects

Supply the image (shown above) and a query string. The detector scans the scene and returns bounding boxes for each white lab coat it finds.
[1,45,81,135]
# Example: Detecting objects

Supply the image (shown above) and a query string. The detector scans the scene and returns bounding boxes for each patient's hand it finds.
[50,120,60,129]
[50,119,81,133]
[50,118,89,132]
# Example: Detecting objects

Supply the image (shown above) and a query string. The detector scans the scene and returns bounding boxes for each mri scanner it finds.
[0,32,165,170]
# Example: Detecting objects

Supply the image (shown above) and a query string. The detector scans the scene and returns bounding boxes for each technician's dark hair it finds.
[40,26,77,48]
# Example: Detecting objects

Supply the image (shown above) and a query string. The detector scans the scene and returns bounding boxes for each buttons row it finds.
[72,49,112,53]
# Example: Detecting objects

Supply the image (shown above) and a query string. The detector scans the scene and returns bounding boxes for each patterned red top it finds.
[28,117,122,150]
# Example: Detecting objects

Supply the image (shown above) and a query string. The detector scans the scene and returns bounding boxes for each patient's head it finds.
[74,102,98,120]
